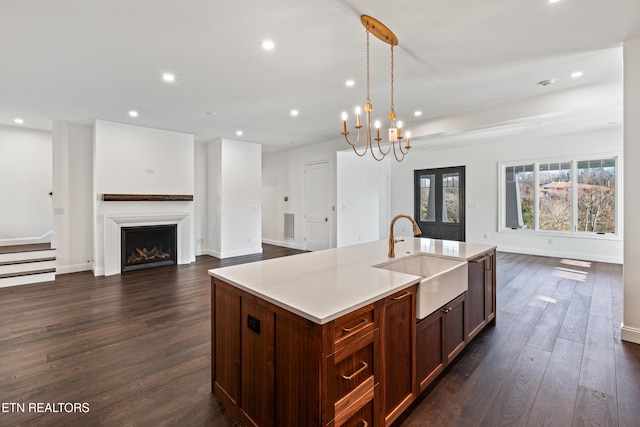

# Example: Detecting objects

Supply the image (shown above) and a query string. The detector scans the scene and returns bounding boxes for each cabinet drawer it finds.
[332,383,376,427]
[329,330,375,403]
[333,304,375,352]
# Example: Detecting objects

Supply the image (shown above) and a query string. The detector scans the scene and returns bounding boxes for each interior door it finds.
[305,161,331,251]
[414,166,465,241]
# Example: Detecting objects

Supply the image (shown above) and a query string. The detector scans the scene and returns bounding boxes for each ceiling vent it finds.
[537,79,556,87]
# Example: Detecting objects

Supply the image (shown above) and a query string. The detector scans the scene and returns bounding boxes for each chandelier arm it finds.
[397,140,409,155]
[376,139,392,156]
[351,142,370,157]
[344,130,370,157]
[392,141,406,162]
[370,143,386,161]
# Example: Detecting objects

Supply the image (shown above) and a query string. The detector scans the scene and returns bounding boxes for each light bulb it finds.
[341,112,348,121]
[355,106,361,115]
[397,121,403,129]
[375,120,380,129]
[406,131,411,138]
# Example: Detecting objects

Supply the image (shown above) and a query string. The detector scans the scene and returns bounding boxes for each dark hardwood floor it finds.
[0,247,638,426]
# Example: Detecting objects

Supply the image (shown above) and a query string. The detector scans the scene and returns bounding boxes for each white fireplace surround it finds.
[102,212,193,276]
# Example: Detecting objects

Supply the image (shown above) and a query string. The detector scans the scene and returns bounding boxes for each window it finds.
[501,157,618,236]
[577,159,615,233]
[539,162,572,231]
[505,165,534,229]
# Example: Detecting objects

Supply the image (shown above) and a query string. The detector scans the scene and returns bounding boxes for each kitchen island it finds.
[209,238,496,427]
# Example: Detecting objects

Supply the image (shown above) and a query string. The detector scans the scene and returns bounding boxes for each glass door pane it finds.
[442,172,460,223]
[419,174,436,222]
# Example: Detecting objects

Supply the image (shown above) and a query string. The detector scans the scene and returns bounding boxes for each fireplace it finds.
[121,225,177,272]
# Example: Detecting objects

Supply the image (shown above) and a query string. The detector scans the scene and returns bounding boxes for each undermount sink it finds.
[376,255,468,319]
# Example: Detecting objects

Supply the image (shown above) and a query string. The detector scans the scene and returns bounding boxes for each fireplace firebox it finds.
[121,225,177,272]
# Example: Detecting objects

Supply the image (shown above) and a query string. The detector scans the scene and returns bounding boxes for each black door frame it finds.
[413,166,466,241]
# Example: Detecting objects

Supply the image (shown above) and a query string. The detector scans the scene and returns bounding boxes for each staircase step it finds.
[0,249,56,263]
[0,270,56,288]
[0,259,56,276]
[0,256,56,266]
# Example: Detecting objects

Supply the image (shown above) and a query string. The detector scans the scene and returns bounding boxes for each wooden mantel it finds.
[102,194,194,202]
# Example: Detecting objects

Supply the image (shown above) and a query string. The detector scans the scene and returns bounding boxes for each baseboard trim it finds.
[621,324,640,344]
[262,238,304,251]
[497,246,622,264]
[55,263,93,275]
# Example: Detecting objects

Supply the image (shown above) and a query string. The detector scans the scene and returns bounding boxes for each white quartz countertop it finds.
[208,238,496,324]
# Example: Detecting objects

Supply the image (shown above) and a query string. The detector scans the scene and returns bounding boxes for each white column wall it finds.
[194,141,208,256]
[206,138,262,258]
[622,37,640,344]
[337,152,389,247]
[52,122,94,274]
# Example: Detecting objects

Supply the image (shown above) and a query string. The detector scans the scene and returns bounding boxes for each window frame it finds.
[498,153,622,240]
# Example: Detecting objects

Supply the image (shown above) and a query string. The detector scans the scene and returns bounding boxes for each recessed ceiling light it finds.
[236,130,243,136]
[162,72,175,83]
[290,109,299,117]
[14,118,24,124]
[549,0,561,4]
[262,40,275,51]
[129,110,139,118]
[571,71,584,78]
[345,79,355,87]
[414,111,422,117]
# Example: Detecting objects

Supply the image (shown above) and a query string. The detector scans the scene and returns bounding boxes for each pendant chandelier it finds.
[341,15,411,162]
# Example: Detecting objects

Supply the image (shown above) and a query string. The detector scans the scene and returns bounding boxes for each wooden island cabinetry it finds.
[466,249,497,341]
[377,286,417,425]
[416,293,467,393]
[210,239,497,427]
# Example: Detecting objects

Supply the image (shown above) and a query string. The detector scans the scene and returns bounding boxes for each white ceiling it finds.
[1,0,639,152]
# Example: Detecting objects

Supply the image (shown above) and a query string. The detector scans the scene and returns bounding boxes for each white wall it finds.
[0,125,52,245]
[389,128,623,263]
[52,122,94,274]
[622,37,640,344]
[262,140,342,250]
[94,120,194,195]
[207,138,262,258]
[336,152,390,247]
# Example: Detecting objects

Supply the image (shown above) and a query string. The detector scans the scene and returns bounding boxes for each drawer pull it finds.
[393,291,412,300]
[471,256,487,264]
[342,318,368,333]
[361,421,369,427]
[441,307,452,314]
[342,361,368,381]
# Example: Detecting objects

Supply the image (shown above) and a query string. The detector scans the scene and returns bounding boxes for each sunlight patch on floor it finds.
[553,266,588,282]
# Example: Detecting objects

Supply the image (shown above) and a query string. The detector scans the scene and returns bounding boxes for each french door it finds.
[414,166,465,241]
